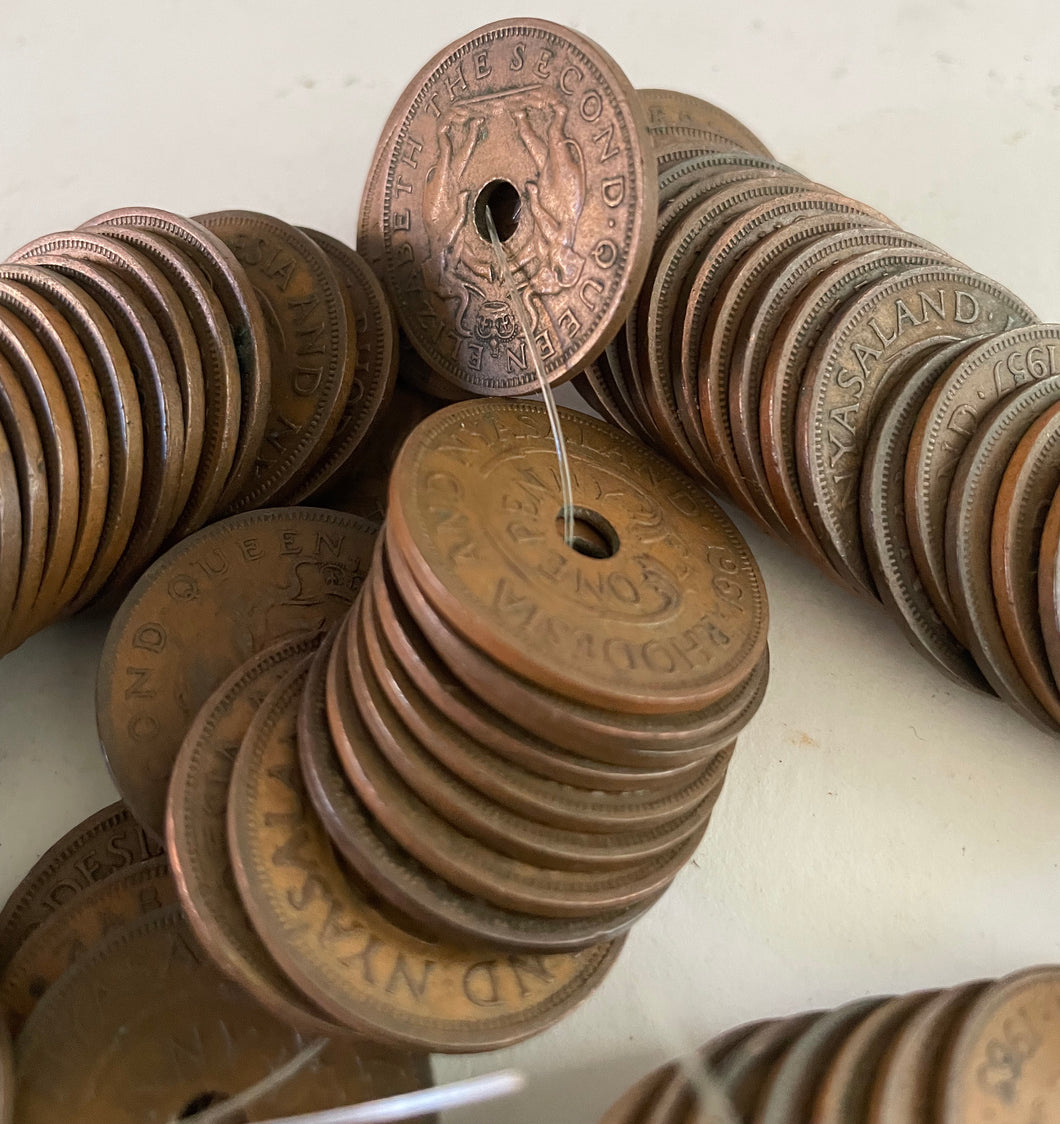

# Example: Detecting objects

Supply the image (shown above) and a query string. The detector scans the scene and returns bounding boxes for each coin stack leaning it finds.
[0,802,433,1124]
[0,210,398,657]
[597,964,1060,1124]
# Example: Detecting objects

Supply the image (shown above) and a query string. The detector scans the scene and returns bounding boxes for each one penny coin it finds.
[96,506,377,838]
[376,18,657,395]
[638,88,773,157]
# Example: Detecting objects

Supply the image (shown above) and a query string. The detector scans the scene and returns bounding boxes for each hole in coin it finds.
[556,506,620,559]
[178,1091,244,1121]
[475,179,521,243]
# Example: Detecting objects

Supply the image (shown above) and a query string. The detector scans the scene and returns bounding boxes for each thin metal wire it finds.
[483,205,576,547]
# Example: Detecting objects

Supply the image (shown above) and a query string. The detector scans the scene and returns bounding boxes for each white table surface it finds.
[2,2,1059,1121]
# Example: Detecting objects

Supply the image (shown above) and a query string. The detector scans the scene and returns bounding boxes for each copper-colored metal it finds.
[638,89,773,157]
[0,1016,10,1124]
[0,420,20,648]
[713,1012,820,1119]
[96,506,377,838]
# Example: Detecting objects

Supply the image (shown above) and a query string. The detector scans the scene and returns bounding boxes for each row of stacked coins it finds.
[0,210,398,656]
[597,965,1060,1123]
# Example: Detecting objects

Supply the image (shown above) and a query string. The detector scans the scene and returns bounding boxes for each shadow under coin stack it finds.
[597,965,1060,1124]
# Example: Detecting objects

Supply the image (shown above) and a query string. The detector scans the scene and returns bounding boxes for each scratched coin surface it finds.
[388,400,767,714]
[97,507,377,838]
[0,801,162,972]
[376,18,657,395]
[638,88,772,156]
[13,906,434,1124]
[939,967,1060,1124]
[227,662,624,1050]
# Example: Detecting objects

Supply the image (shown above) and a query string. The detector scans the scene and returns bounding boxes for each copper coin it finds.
[0,1019,10,1124]
[286,229,398,503]
[375,18,657,395]
[859,340,990,692]
[299,627,657,951]
[811,989,938,1123]
[0,263,144,611]
[0,279,110,616]
[0,356,48,653]
[797,267,1037,596]
[0,801,161,972]
[165,633,344,1035]
[84,206,269,513]
[388,399,767,714]
[758,242,956,575]
[946,375,1060,730]
[0,420,20,647]
[939,967,1060,1123]
[27,255,187,596]
[96,506,377,838]
[638,88,773,157]
[369,550,715,788]
[361,580,728,831]
[993,399,1060,716]
[11,231,206,533]
[346,601,722,872]
[597,1067,674,1124]
[0,855,177,1035]
[228,661,625,1049]
[908,326,1058,642]
[383,533,769,767]
[82,222,242,537]
[574,360,642,438]
[13,905,433,1123]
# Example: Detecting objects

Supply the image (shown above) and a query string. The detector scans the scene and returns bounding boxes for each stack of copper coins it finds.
[0,210,400,656]
[597,965,1060,1123]
[0,803,432,1123]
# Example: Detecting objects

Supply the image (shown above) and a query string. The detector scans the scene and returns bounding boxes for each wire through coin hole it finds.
[475,180,521,243]
[556,506,619,559]
[178,1092,245,1122]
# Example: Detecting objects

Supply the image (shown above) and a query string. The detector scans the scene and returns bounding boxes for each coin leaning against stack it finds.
[597,964,1060,1124]
[0,209,399,657]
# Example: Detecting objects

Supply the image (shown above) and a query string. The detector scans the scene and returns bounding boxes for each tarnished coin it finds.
[13,906,433,1124]
[166,633,343,1035]
[375,18,657,395]
[0,421,20,647]
[939,967,1060,1124]
[712,1012,819,1119]
[96,506,377,838]
[0,855,177,1034]
[0,1017,10,1124]
[196,211,354,511]
[597,1067,673,1124]
[0,801,161,972]
[228,661,624,1050]
[907,327,1059,640]
[1038,485,1060,696]
[84,206,270,513]
[638,88,773,157]
[388,400,767,714]
[797,267,1036,595]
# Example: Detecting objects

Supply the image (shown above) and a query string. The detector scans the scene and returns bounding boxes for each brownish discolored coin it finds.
[196,211,354,511]
[1039,487,1060,697]
[96,506,377,838]
[84,206,270,514]
[0,421,20,647]
[638,88,773,157]
[13,905,433,1124]
[229,660,625,1049]
[376,18,657,396]
[300,627,659,951]
[597,1066,674,1124]
[939,967,1060,1124]
[0,855,176,1035]
[166,633,344,1036]
[0,1017,10,1124]
[908,327,1059,643]
[0,802,161,972]
[388,399,767,714]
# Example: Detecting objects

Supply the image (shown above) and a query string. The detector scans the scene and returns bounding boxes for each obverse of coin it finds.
[0,421,20,647]
[97,506,377,838]
[0,1017,10,1124]
[939,967,1060,1124]
[377,18,657,395]
[166,633,342,1035]
[638,88,773,157]
[388,400,767,714]
[0,855,177,1034]
[14,906,433,1123]
[228,661,624,1049]
[0,801,161,972]
[196,210,354,511]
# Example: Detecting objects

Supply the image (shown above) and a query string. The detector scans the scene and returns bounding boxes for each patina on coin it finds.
[0,1017,10,1124]
[13,906,433,1124]
[0,420,20,648]
[228,662,624,1050]
[388,400,767,714]
[97,507,377,838]
[377,18,657,395]
[939,967,1060,1124]
[0,802,161,972]
[638,88,772,157]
